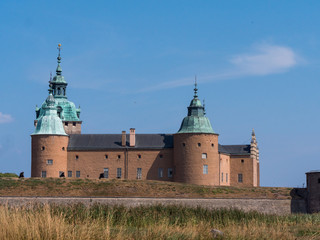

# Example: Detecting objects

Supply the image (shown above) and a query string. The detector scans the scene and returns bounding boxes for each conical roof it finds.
[32,90,67,136]
[177,83,214,134]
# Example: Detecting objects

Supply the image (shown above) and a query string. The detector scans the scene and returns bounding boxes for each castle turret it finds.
[250,129,260,187]
[31,88,69,178]
[173,81,219,185]
[34,44,82,134]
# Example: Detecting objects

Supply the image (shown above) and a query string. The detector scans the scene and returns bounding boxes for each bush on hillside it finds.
[0,173,18,178]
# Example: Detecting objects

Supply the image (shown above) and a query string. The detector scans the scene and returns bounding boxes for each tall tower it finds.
[250,129,260,187]
[31,88,68,178]
[35,44,82,134]
[173,82,220,185]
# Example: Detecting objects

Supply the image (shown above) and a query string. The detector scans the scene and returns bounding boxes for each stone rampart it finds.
[0,197,306,215]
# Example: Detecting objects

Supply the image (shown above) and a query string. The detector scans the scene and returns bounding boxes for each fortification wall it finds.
[0,197,306,215]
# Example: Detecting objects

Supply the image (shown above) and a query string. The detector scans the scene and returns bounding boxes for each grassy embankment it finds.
[0,204,319,240]
[0,177,294,199]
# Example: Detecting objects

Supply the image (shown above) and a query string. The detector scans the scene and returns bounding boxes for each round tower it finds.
[173,82,219,185]
[31,88,68,178]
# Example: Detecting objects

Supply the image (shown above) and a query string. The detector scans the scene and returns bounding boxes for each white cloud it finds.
[230,44,298,76]
[0,113,13,124]
[139,43,300,92]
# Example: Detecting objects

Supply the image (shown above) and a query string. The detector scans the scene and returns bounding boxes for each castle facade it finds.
[31,46,260,187]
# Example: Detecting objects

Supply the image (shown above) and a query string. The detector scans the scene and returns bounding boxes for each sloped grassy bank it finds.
[0,178,293,199]
[0,203,319,240]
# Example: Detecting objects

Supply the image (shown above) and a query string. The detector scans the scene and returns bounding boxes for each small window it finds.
[73,122,76,127]
[137,168,142,179]
[138,154,141,159]
[57,87,61,95]
[202,153,207,159]
[238,173,243,183]
[182,143,185,147]
[158,168,163,178]
[226,173,228,183]
[104,168,109,178]
[59,171,65,177]
[117,155,121,159]
[75,155,79,160]
[318,178,320,184]
[47,159,53,165]
[76,171,80,178]
[211,143,214,147]
[41,146,45,151]
[117,168,122,178]
[68,171,72,178]
[65,122,68,126]
[159,154,163,158]
[198,143,201,147]
[41,171,46,178]
[105,155,108,159]
[221,172,224,182]
[241,159,244,163]
[62,147,65,151]
[168,168,173,178]
[203,165,208,174]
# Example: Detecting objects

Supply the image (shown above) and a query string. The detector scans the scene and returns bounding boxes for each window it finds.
[158,168,163,178]
[41,171,46,178]
[117,168,122,178]
[221,172,224,182]
[159,154,163,158]
[318,178,320,184]
[58,87,61,95]
[238,174,243,183]
[47,159,53,165]
[105,155,108,159]
[68,171,72,178]
[65,122,68,126]
[137,168,142,179]
[73,122,76,127]
[62,147,65,151]
[76,171,80,178]
[211,143,214,147]
[168,168,173,178]
[182,143,185,147]
[117,155,121,159]
[202,153,207,159]
[75,155,79,160]
[226,173,228,183]
[41,146,45,151]
[241,159,244,163]
[63,88,66,96]
[59,171,64,177]
[198,143,201,147]
[203,165,208,174]
[104,168,109,178]
[138,154,141,159]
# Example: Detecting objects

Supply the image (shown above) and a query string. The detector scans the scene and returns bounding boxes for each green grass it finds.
[0,173,18,178]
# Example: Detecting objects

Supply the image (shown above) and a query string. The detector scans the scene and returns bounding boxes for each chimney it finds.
[121,131,126,147]
[130,128,135,147]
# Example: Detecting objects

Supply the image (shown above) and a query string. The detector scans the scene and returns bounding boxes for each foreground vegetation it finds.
[0,204,318,240]
[0,178,294,199]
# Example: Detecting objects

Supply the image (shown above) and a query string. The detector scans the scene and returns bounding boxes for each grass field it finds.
[0,178,295,199]
[0,203,318,240]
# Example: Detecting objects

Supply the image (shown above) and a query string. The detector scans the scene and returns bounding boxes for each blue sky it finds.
[0,1,319,187]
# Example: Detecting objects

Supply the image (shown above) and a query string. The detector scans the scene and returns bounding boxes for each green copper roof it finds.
[177,83,214,134]
[35,44,81,122]
[32,91,67,136]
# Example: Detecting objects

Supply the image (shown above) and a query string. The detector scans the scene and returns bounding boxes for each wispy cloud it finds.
[139,43,300,92]
[0,113,13,124]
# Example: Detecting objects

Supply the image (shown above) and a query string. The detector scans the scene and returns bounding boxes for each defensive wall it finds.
[0,196,307,215]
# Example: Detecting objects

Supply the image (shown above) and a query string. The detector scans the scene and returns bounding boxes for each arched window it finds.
[63,88,66,96]
[58,87,61,95]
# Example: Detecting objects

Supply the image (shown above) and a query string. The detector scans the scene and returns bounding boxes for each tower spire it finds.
[194,75,198,98]
[56,43,62,76]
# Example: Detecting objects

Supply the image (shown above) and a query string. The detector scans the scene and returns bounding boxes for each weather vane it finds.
[57,43,62,56]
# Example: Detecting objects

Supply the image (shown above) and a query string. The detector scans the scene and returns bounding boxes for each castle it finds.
[31,45,260,187]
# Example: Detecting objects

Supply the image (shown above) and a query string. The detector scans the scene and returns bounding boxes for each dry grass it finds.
[0,178,293,199]
[0,204,318,240]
